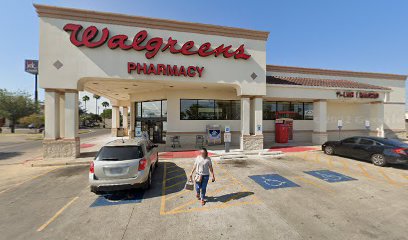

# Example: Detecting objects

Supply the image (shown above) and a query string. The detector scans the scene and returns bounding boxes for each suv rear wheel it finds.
[371,153,387,167]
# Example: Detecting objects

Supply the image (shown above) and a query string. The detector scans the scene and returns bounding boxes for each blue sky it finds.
[0,0,407,113]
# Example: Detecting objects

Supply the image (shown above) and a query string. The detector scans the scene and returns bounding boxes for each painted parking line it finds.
[304,170,357,183]
[293,176,335,194]
[249,174,300,190]
[37,196,79,232]
[90,191,144,207]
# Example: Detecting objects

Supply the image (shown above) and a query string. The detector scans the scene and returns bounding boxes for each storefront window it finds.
[198,100,215,120]
[180,99,240,120]
[142,101,162,118]
[304,103,313,120]
[136,102,142,118]
[230,100,240,120]
[180,100,198,120]
[292,102,304,120]
[161,100,167,117]
[263,101,277,120]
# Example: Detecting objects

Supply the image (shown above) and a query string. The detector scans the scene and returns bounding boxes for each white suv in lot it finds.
[89,139,159,194]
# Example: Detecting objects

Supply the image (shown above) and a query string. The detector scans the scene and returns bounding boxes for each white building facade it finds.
[35,5,407,158]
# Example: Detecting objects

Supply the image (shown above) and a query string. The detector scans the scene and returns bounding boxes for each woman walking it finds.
[189,148,215,206]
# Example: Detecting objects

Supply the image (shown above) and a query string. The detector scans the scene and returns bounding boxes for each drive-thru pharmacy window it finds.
[263,101,313,120]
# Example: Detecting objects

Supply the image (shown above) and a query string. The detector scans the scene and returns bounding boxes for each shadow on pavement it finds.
[0,152,23,160]
[78,151,98,159]
[206,191,254,203]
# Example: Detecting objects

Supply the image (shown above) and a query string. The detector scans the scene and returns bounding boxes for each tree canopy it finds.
[0,89,36,133]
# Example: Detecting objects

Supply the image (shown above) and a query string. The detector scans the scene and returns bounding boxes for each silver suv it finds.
[89,139,159,194]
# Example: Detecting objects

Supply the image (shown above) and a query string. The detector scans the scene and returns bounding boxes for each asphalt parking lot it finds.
[1,150,408,240]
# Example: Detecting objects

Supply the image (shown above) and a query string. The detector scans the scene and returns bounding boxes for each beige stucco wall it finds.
[39,17,267,96]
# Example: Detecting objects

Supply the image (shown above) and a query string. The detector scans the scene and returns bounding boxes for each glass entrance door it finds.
[136,100,167,144]
[141,120,165,143]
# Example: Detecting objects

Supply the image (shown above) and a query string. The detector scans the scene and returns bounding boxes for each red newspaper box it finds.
[275,119,289,143]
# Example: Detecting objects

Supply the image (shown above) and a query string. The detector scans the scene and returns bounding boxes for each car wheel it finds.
[371,154,387,167]
[324,146,334,155]
[143,169,152,190]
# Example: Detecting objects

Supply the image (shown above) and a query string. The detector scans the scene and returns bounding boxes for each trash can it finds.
[275,119,289,143]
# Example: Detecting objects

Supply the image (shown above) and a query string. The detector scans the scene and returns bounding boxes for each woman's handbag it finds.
[184,180,194,190]
[194,173,202,183]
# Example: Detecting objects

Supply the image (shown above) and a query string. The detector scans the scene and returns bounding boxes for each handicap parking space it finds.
[304,169,357,183]
[90,190,145,207]
[249,174,300,190]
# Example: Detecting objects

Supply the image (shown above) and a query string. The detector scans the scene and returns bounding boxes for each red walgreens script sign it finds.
[63,24,251,60]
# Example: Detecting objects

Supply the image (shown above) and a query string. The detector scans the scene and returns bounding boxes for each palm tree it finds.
[82,95,90,112]
[101,101,109,128]
[93,95,100,114]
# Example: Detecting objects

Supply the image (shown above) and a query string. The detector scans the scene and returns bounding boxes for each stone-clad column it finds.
[122,106,129,136]
[129,103,136,139]
[44,90,60,139]
[240,97,263,151]
[111,106,120,136]
[312,100,328,144]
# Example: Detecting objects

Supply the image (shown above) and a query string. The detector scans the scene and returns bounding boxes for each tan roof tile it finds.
[266,76,391,90]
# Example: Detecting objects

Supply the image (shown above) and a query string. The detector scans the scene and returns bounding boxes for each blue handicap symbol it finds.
[304,170,357,183]
[249,174,300,190]
[90,190,144,207]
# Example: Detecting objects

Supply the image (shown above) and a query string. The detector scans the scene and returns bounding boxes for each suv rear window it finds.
[95,146,144,161]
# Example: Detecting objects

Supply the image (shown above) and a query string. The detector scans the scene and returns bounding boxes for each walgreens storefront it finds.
[35,5,406,158]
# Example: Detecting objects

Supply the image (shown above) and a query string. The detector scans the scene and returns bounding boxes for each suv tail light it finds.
[90,162,94,173]
[393,148,408,155]
[138,159,147,171]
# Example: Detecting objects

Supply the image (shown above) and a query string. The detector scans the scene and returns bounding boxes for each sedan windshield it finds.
[95,146,144,161]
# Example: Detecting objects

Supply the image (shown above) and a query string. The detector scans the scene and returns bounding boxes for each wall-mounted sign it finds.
[63,23,251,60]
[358,92,379,99]
[336,91,379,99]
[224,126,230,133]
[128,62,204,78]
[25,60,38,75]
[336,91,354,98]
[337,120,343,128]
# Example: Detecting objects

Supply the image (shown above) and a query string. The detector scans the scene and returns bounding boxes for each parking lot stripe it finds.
[160,162,167,215]
[327,156,335,169]
[164,180,186,190]
[358,164,373,179]
[166,173,186,181]
[167,169,185,174]
[294,176,334,194]
[165,189,189,201]
[37,196,79,232]
[377,169,401,186]
[0,167,61,195]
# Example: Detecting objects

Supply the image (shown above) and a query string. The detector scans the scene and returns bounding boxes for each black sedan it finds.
[321,136,408,167]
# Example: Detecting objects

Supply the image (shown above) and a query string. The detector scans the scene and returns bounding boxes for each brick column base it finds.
[43,137,80,159]
[240,135,263,151]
